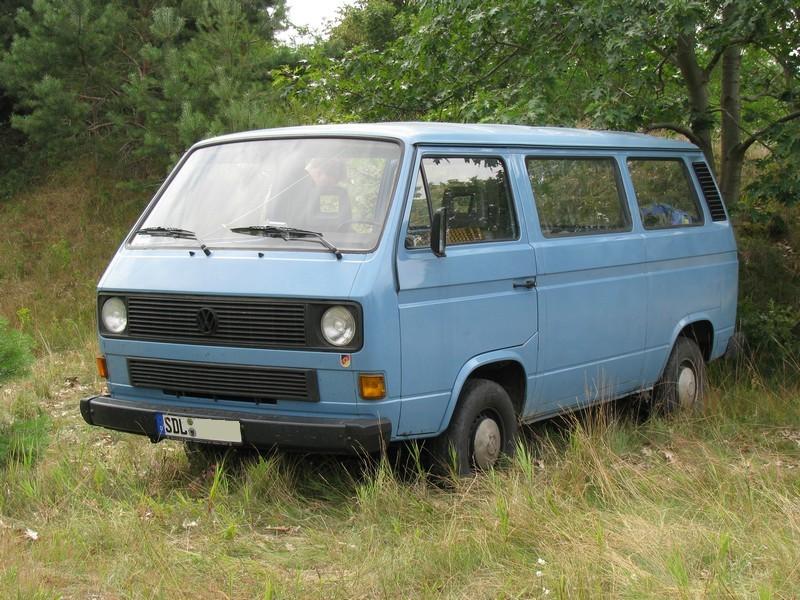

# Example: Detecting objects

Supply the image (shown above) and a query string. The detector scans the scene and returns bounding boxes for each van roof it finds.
[199,122,698,151]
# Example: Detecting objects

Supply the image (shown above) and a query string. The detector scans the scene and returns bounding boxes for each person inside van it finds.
[263,156,351,231]
[300,157,351,231]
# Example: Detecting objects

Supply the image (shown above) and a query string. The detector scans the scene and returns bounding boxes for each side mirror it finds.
[430,207,447,257]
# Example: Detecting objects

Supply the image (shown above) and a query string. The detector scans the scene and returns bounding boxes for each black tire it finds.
[652,336,707,415]
[431,378,518,476]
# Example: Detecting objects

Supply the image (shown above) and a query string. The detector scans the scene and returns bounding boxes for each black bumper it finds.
[80,395,391,454]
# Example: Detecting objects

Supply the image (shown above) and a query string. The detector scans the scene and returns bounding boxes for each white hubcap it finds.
[677,363,697,408]
[473,417,501,469]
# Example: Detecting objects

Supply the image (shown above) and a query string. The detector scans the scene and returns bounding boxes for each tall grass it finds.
[0,352,798,598]
[1,161,799,598]
[0,316,35,383]
[0,161,147,354]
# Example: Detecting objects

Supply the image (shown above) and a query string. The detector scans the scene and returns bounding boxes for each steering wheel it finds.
[336,219,380,233]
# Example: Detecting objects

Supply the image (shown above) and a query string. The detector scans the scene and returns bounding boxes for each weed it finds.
[0,316,35,383]
[0,414,49,469]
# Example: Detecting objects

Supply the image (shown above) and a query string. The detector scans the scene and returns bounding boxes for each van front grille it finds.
[125,294,307,348]
[128,358,319,403]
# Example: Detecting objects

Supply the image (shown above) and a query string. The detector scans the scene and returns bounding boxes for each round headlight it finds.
[321,306,356,347]
[101,297,127,334]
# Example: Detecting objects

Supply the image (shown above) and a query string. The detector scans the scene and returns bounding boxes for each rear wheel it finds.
[432,378,518,476]
[653,336,707,414]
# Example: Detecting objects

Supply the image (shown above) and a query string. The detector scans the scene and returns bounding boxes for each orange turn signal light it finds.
[358,373,386,400]
[96,356,108,379]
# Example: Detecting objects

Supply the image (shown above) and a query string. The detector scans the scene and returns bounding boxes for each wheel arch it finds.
[437,350,528,435]
[660,314,716,379]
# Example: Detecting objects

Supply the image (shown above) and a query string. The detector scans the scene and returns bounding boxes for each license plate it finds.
[156,413,242,444]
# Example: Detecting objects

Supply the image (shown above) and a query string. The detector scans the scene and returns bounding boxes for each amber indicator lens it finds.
[358,374,386,400]
[96,356,108,379]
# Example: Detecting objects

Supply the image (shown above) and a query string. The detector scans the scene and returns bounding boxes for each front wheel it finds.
[432,378,518,476]
[652,336,707,415]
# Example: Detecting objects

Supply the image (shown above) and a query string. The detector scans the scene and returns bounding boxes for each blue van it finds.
[81,123,738,474]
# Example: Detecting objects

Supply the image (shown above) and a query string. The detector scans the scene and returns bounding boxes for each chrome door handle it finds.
[513,279,536,289]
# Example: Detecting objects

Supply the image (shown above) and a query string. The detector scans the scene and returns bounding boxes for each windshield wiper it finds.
[134,226,211,256]
[229,225,342,260]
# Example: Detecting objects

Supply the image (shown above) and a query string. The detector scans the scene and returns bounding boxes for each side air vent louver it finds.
[692,162,727,221]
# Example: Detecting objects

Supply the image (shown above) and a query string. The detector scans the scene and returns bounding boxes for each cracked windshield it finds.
[131,138,402,252]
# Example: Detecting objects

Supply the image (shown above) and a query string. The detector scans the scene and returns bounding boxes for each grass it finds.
[1,163,799,598]
[0,316,35,383]
[0,352,798,598]
[0,160,148,352]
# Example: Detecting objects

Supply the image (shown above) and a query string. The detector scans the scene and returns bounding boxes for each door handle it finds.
[513,278,536,289]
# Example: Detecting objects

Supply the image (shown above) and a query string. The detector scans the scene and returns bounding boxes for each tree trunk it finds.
[719,44,743,206]
[674,33,715,170]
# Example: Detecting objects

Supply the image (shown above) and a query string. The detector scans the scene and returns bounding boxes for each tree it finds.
[0,0,32,168]
[327,0,406,54]
[294,0,800,206]
[118,1,294,166]
[0,0,291,170]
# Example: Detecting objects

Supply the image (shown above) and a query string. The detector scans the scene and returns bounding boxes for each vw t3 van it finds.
[81,123,738,473]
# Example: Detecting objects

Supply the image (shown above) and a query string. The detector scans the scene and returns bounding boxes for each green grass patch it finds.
[0,316,35,383]
[0,161,147,353]
[0,414,49,469]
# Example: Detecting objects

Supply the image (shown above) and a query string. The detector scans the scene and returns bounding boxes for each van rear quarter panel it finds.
[639,224,737,379]
[629,153,738,383]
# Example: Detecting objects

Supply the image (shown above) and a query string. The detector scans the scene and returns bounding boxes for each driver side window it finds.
[405,156,518,249]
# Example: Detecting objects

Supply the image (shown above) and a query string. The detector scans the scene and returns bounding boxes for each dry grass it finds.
[1,165,799,599]
[0,161,147,352]
[0,350,798,599]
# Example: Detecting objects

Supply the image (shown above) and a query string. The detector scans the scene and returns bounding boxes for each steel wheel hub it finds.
[677,362,698,408]
[473,416,501,469]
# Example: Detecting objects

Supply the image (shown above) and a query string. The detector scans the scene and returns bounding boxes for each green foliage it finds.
[739,299,800,360]
[288,0,799,206]
[746,123,800,207]
[0,315,35,383]
[121,0,295,167]
[310,0,793,124]
[327,0,404,53]
[734,198,800,366]
[0,413,48,468]
[1,2,31,48]
[0,0,292,172]
[0,0,130,153]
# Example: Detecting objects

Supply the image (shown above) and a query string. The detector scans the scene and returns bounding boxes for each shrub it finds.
[0,316,35,383]
[733,200,800,370]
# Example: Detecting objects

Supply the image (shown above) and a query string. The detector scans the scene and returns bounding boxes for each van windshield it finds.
[130,137,402,252]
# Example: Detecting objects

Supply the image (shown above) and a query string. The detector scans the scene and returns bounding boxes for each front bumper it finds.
[80,395,391,454]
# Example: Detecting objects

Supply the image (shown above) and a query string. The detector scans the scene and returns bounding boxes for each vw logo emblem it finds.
[196,307,218,335]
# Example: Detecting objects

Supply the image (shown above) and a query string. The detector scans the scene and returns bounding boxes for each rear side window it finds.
[627,158,703,228]
[526,157,630,237]
[405,157,518,248]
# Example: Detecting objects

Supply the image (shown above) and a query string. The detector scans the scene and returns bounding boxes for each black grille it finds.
[125,295,307,348]
[128,358,319,403]
[692,162,727,221]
